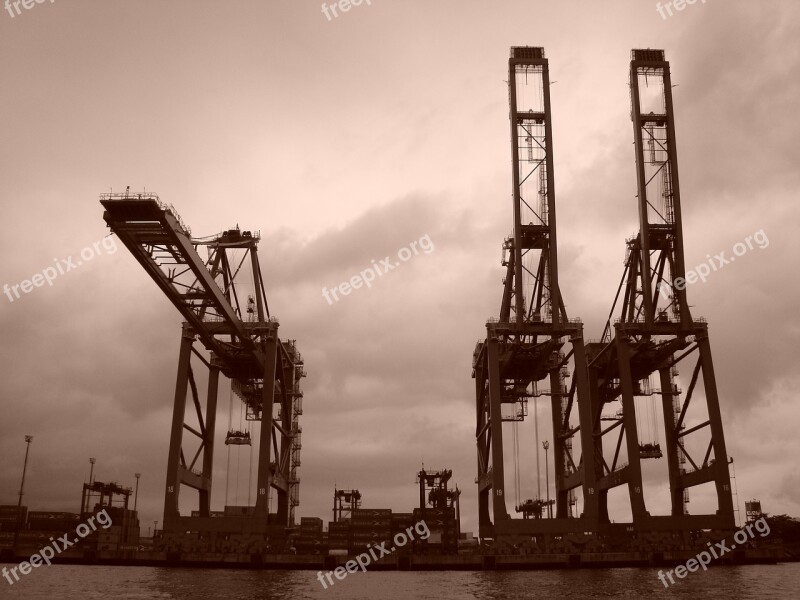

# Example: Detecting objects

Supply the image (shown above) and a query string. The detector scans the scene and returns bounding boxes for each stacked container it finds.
[412,507,458,554]
[296,516,324,554]
[16,511,81,554]
[27,511,81,534]
[349,509,391,555]
[390,512,414,555]
[327,520,350,552]
[0,505,27,533]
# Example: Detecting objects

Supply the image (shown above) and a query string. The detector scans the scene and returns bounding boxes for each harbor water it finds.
[1,563,798,599]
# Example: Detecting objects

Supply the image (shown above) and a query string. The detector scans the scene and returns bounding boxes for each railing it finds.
[100,191,192,236]
[100,191,159,202]
[613,315,707,325]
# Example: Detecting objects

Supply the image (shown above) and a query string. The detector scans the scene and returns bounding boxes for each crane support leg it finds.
[256,331,278,519]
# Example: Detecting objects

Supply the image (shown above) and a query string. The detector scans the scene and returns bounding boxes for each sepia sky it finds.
[1,0,799,536]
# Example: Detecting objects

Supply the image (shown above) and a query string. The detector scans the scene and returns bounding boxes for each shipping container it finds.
[352,509,392,518]
[223,505,255,517]
[391,512,414,520]
[0,505,27,517]
[328,542,349,550]
[411,510,456,529]
[28,511,78,520]
[296,537,323,545]
[351,532,391,544]
[15,530,64,552]
[412,507,455,519]
[0,518,20,532]
[98,532,120,544]
[27,515,81,533]
[98,542,119,552]
[190,510,225,517]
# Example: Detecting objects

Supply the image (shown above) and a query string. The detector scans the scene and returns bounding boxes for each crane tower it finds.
[473,47,597,544]
[585,50,735,532]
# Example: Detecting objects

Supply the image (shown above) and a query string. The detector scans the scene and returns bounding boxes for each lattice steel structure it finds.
[417,468,460,511]
[417,468,461,539]
[473,47,597,542]
[102,194,304,533]
[332,488,361,523]
[585,50,734,532]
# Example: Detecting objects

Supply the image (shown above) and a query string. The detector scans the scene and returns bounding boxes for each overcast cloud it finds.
[1,0,799,535]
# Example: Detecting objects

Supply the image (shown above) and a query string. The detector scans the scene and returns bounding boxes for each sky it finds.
[1,0,799,537]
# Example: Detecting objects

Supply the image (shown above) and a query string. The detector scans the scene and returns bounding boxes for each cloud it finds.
[1,0,798,536]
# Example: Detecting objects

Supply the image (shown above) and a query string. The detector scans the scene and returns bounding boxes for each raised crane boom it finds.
[586,50,734,533]
[474,47,597,544]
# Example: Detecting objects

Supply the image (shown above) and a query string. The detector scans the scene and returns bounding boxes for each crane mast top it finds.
[502,46,567,328]
[603,49,693,340]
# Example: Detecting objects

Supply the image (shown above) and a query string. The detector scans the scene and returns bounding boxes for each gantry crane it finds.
[332,488,361,523]
[417,468,461,537]
[473,47,598,544]
[585,50,735,532]
[101,194,305,534]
